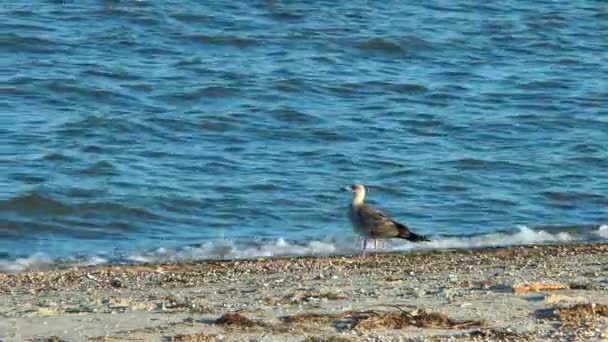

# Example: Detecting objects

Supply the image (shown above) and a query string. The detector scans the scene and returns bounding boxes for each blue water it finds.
[2,1,607,271]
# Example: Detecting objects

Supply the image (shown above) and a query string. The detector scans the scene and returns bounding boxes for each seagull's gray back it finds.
[349,203,401,238]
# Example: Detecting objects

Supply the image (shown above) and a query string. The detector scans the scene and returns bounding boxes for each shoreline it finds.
[2,222,606,274]
[1,242,608,341]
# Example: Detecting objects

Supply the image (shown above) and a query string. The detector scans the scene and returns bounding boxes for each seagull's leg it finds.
[371,239,376,256]
[357,236,364,254]
[361,238,368,257]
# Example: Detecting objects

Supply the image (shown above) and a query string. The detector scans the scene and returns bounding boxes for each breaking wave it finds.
[0,225,606,273]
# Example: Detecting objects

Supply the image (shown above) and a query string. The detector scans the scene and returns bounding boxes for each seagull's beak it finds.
[342,186,351,192]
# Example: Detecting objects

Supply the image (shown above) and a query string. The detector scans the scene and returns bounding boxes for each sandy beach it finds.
[1,242,607,341]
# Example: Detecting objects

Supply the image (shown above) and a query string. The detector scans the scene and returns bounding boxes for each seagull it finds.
[346,184,429,255]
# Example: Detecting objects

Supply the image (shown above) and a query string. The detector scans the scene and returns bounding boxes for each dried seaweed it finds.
[169,332,217,342]
[215,312,266,328]
[557,303,608,326]
[350,309,482,330]
[35,337,68,342]
[283,309,483,330]
[283,312,343,324]
[466,329,531,341]
[569,282,596,290]
[302,336,356,342]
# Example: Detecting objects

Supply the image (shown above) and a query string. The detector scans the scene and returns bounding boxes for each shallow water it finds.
[2,1,607,271]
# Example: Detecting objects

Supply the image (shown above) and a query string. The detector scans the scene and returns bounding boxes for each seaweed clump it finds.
[283,308,483,330]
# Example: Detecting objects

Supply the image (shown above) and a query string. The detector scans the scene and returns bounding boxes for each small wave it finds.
[45,81,137,104]
[174,56,203,66]
[83,68,141,81]
[541,191,607,203]
[156,86,238,102]
[0,254,107,273]
[171,13,211,24]
[59,114,149,138]
[272,78,309,93]
[354,38,406,55]
[9,173,46,185]
[185,34,259,48]
[80,161,119,176]
[519,80,569,90]
[323,81,428,97]
[269,108,322,125]
[0,193,73,215]
[41,152,76,162]
[1,33,67,53]
[406,226,573,251]
[596,225,608,239]
[0,193,160,220]
[389,83,428,94]
[0,253,54,273]
[78,202,161,220]
[1,225,605,273]
[445,158,534,172]
[352,36,433,56]
[309,128,351,143]
[126,239,339,264]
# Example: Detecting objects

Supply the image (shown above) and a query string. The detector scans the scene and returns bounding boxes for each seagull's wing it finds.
[356,204,428,241]
[356,204,402,238]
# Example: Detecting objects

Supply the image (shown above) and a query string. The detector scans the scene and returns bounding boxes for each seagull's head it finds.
[349,184,364,193]
[345,184,366,203]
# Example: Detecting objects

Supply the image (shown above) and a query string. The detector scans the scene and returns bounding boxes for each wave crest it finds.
[1,225,605,273]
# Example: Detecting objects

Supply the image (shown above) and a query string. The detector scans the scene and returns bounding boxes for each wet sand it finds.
[1,243,608,341]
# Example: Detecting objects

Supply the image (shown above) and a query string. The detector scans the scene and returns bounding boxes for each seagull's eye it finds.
[351,185,358,191]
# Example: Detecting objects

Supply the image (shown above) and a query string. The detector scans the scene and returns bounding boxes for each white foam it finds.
[596,224,608,239]
[378,225,574,252]
[0,253,53,273]
[0,226,605,273]
[74,255,108,268]
[125,238,341,264]
[122,226,580,264]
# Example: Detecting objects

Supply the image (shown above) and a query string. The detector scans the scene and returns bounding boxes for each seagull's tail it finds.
[397,228,430,242]
[394,221,430,242]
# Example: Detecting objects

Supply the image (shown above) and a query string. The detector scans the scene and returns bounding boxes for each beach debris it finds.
[142,294,211,313]
[569,282,597,290]
[556,303,608,327]
[169,332,217,342]
[265,291,348,305]
[535,303,608,340]
[108,278,123,288]
[283,312,341,324]
[283,308,483,330]
[0,243,606,341]
[458,279,492,289]
[86,273,99,281]
[512,283,569,293]
[350,309,482,330]
[63,305,94,314]
[35,337,68,342]
[302,336,356,342]
[544,294,590,306]
[108,297,130,311]
[459,328,530,341]
[215,312,265,328]
[32,307,63,317]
